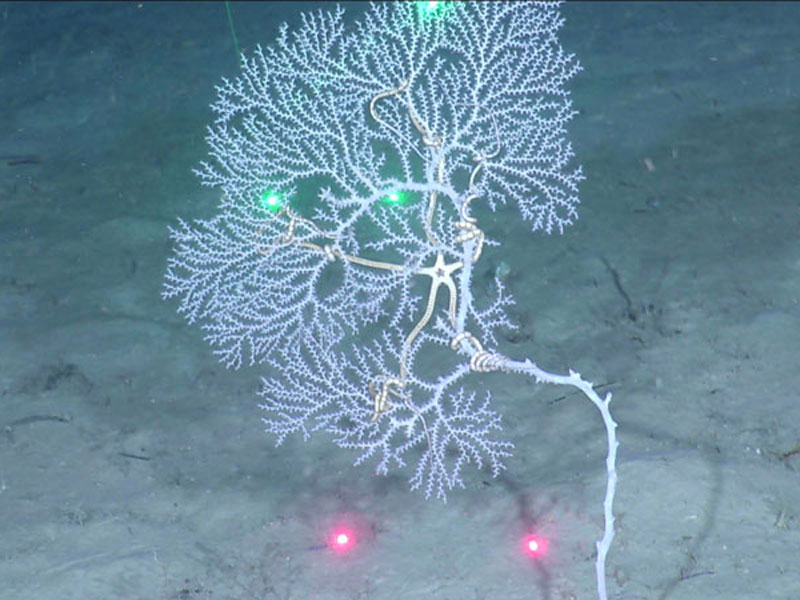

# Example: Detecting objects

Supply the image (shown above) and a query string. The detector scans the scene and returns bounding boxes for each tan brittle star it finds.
[370,252,462,424]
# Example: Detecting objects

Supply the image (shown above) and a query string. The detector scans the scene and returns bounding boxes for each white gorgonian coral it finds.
[164,1,583,500]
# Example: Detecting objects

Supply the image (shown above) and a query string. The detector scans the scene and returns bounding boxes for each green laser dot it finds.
[418,1,446,20]
[384,191,406,205]
[260,191,282,211]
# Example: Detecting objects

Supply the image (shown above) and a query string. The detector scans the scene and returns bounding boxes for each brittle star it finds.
[370,251,462,421]
[408,252,463,351]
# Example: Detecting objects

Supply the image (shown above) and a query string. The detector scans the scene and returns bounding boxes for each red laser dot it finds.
[328,528,355,553]
[522,534,549,559]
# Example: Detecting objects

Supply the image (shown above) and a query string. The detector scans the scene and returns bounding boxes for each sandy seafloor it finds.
[1,2,799,599]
